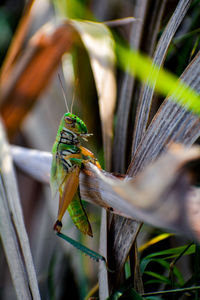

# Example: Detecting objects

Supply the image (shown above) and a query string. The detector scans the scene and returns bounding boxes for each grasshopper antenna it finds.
[70,78,79,113]
[70,88,75,114]
[58,73,69,112]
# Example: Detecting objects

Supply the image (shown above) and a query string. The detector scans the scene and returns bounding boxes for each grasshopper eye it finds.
[65,117,73,124]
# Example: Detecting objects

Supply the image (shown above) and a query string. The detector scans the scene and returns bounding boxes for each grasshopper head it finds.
[63,112,92,140]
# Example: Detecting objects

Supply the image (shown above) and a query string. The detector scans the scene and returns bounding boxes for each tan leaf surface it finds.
[11,143,200,240]
[71,20,116,170]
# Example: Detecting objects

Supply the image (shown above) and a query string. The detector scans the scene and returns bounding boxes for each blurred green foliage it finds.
[0,1,25,65]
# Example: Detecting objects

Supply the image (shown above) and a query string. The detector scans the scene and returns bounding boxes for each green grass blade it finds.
[144,271,171,285]
[116,40,200,115]
[57,232,106,263]
[142,286,200,297]
[141,244,195,260]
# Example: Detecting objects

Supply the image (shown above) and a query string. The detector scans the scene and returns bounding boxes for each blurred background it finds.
[0,0,200,299]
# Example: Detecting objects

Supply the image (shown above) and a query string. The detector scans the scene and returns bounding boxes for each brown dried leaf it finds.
[0,0,35,82]
[82,144,200,238]
[109,1,168,292]
[71,20,116,170]
[129,50,200,177]
[115,50,200,282]
[132,0,192,155]
[113,0,149,173]
[0,22,77,138]
[11,143,200,295]
[11,143,200,240]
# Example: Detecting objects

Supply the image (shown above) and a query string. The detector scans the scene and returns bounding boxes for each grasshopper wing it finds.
[54,165,80,232]
[50,154,62,199]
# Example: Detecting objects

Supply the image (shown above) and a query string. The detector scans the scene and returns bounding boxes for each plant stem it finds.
[142,286,200,297]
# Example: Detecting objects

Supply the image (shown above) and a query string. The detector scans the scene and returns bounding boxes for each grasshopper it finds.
[49,76,110,265]
[50,110,101,236]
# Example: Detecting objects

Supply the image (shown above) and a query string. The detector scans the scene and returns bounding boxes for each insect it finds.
[50,78,101,237]
[49,77,113,271]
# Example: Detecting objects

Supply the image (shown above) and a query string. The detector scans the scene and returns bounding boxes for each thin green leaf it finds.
[143,297,163,300]
[142,244,195,260]
[190,36,200,59]
[152,259,184,285]
[57,232,106,263]
[145,279,169,285]
[144,271,171,284]
[140,259,151,275]
[125,260,131,278]
[116,41,200,115]
[142,286,200,297]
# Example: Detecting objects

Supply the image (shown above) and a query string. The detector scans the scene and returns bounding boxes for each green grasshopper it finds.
[50,76,101,237]
[50,111,101,236]
[50,78,112,268]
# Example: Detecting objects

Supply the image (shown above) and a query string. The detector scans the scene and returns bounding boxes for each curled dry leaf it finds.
[11,143,200,241]
[81,144,200,240]
[11,145,51,184]
[71,20,116,170]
